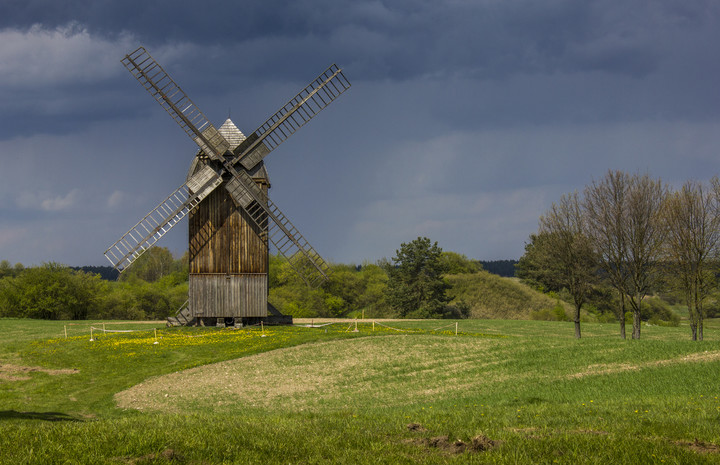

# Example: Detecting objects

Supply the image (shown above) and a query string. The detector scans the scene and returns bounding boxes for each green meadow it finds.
[1,318,719,464]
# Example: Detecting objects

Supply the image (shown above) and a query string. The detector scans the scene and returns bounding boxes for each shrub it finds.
[641,296,679,324]
[530,301,569,321]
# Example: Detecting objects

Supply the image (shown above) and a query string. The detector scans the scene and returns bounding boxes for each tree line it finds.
[0,249,188,321]
[517,170,720,340]
[0,238,481,321]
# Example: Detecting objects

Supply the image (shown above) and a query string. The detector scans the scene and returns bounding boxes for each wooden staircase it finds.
[167,300,194,327]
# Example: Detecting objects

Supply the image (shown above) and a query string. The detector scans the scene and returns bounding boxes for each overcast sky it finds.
[1,0,720,267]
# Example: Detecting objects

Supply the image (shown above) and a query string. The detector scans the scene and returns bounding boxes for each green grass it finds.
[1,318,719,464]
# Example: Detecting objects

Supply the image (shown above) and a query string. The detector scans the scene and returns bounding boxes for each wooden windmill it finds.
[104,47,350,326]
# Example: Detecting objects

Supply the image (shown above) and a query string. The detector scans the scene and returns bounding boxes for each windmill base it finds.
[194,315,293,328]
[168,303,293,327]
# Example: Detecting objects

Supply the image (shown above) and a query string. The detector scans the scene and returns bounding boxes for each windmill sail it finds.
[121,47,230,159]
[223,166,331,286]
[104,165,222,272]
[231,64,351,170]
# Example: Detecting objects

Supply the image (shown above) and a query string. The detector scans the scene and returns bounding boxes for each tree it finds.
[624,173,667,339]
[385,237,450,318]
[0,263,104,320]
[120,247,180,282]
[516,233,563,293]
[585,171,667,339]
[440,251,481,275]
[662,179,720,340]
[517,193,597,337]
[0,260,23,279]
[537,192,597,338]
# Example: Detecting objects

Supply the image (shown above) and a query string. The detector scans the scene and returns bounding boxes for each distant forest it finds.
[71,266,119,281]
[477,260,517,277]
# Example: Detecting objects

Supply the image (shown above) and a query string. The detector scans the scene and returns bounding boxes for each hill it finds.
[446,270,570,319]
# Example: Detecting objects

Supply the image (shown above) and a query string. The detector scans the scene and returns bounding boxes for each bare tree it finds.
[584,171,631,339]
[584,171,667,339]
[663,179,720,341]
[538,192,597,338]
[624,174,668,338]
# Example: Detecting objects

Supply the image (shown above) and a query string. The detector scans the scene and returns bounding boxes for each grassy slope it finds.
[1,318,720,464]
[446,271,570,319]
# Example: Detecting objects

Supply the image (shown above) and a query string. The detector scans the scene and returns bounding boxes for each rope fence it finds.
[296,319,461,335]
[61,318,465,345]
[62,322,165,342]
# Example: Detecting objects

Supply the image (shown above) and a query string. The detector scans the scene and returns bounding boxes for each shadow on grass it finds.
[0,410,83,422]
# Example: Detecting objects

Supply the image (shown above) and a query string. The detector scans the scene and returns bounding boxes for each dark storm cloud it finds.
[2,0,720,265]
[1,0,718,139]
[3,0,718,81]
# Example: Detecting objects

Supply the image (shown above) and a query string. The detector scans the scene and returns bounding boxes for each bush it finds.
[530,308,555,321]
[530,300,569,321]
[704,299,720,318]
[641,297,679,325]
[595,312,617,323]
[443,300,471,319]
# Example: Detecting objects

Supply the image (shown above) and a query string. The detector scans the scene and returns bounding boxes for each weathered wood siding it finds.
[188,183,269,274]
[189,274,267,318]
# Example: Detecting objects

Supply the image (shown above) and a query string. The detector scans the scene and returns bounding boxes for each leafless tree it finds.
[662,178,720,341]
[584,171,667,339]
[584,171,631,338]
[624,174,668,338]
[539,192,597,338]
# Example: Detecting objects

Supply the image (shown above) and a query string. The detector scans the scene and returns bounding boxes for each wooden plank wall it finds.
[189,274,267,317]
[188,184,269,274]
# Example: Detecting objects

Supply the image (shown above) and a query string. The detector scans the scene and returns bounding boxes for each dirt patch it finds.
[675,439,720,454]
[404,434,498,455]
[407,422,427,432]
[0,364,78,382]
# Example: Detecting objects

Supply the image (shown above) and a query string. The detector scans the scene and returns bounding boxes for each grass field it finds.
[1,318,719,464]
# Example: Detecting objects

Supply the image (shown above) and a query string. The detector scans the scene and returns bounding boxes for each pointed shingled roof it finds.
[217,118,246,149]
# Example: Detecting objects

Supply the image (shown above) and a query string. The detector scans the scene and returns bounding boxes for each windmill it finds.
[104,47,350,327]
